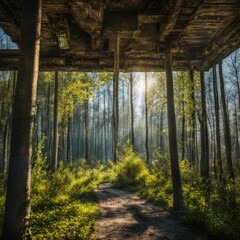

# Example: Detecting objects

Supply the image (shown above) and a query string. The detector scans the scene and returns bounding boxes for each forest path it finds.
[94,183,208,240]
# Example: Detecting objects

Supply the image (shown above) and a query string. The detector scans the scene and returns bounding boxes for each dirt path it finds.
[94,183,208,240]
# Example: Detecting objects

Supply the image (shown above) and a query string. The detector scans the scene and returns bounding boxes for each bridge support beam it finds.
[2,0,42,239]
[165,40,184,210]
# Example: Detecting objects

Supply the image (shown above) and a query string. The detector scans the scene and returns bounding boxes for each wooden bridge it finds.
[0,0,239,71]
[0,1,239,238]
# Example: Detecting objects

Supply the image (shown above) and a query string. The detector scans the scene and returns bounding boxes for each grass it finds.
[0,140,108,239]
[1,140,240,239]
[30,157,106,240]
[107,142,240,240]
[31,199,98,240]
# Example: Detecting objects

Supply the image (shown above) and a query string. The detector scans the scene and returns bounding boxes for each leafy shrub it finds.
[31,200,98,240]
[31,138,48,206]
[112,142,149,191]
[110,145,240,239]
[139,150,173,208]
[30,139,105,239]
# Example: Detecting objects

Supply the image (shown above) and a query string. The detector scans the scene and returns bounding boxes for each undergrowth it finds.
[107,142,240,240]
[30,140,106,239]
[1,140,240,239]
[0,139,107,239]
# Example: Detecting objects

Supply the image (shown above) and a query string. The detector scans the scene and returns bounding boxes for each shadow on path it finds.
[94,183,209,240]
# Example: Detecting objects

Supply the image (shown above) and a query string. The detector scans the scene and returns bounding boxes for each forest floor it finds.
[94,183,209,240]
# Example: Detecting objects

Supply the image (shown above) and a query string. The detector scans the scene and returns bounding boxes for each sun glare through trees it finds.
[0,0,240,239]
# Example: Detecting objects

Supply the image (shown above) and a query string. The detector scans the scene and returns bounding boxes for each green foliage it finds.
[30,141,107,239]
[174,71,201,133]
[108,144,172,207]
[109,144,240,239]
[0,72,14,126]
[32,138,48,206]
[58,72,112,123]
[139,150,173,208]
[31,201,98,240]
[58,74,91,121]
[1,140,240,239]
[148,73,167,117]
[38,72,55,86]
[181,172,240,239]
[111,142,149,191]
[98,72,113,84]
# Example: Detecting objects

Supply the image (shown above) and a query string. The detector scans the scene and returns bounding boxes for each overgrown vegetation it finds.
[31,140,107,239]
[0,139,108,239]
[109,143,149,191]
[108,143,240,239]
[1,142,239,239]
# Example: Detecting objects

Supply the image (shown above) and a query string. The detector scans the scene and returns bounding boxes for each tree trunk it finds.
[195,131,199,166]
[113,32,120,162]
[1,75,12,173]
[212,65,223,180]
[93,101,97,160]
[189,69,196,166]
[76,106,81,158]
[2,120,9,173]
[2,0,42,238]
[181,97,185,160]
[45,80,51,160]
[165,40,184,210]
[103,89,106,161]
[129,72,135,147]
[219,60,235,181]
[52,71,59,170]
[5,71,17,173]
[84,100,89,161]
[67,118,71,164]
[127,81,130,140]
[97,88,100,160]
[160,108,164,151]
[150,112,154,155]
[200,70,209,180]
[145,72,150,164]
[108,82,112,159]
[122,80,125,139]
[234,100,240,169]
[208,86,217,179]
